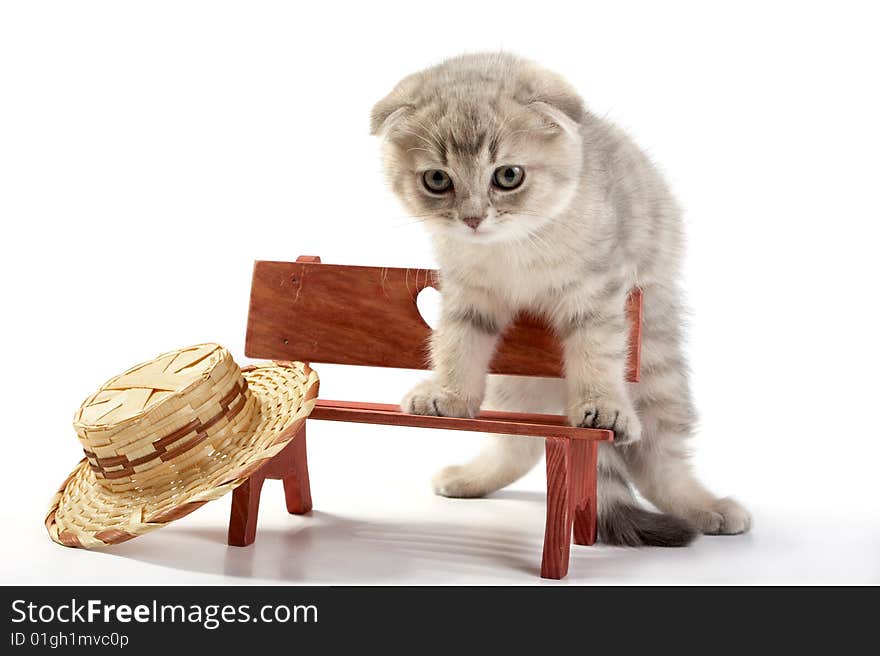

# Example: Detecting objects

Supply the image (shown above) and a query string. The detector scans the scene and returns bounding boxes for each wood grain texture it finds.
[246,260,437,370]
[541,438,573,579]
[625,288,643,383]
[572,441,598,546]
[245,259,643,381]
[311,399,613,442]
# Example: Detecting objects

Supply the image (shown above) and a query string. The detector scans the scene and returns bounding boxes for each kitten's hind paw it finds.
[401,379,479,418]
[569,398,642,445]
[684,497,752,535]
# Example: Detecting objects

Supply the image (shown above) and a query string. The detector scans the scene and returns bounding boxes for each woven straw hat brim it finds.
[45,361,319,549]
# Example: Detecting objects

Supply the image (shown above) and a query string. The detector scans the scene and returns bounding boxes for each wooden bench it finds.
[227,255,643,579]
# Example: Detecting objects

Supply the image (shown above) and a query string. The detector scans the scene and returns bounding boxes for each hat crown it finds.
[76,344,225,429]
[74,344,255,490]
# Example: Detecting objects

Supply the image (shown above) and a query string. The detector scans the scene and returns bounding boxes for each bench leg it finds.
[227,423,311,547]
[573,441,598,546]
[282,425,312,514]
[541,437,573,579]
[228,472,267,547]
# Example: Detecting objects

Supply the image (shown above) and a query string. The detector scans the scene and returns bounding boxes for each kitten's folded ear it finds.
[516,64,587,130]
[370,74,419,136]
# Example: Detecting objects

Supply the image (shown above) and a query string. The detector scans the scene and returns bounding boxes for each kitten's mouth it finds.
[459,223,492,238]
[454,224,510,244]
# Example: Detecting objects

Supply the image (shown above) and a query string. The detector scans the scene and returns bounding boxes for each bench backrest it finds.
[245,256,641,381]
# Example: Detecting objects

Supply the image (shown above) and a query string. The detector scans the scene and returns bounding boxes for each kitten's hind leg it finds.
[433,435,544,498]
[432,375,562,498]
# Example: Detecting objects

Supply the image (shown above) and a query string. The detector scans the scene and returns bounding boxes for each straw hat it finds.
[46,343,319,548]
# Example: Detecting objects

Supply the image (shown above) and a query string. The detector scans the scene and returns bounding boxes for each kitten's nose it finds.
[462,216,484,231]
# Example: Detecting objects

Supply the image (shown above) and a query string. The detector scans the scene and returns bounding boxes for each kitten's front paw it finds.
[432,465,487,498]
[401,380,479,418]
[568,397,642,445]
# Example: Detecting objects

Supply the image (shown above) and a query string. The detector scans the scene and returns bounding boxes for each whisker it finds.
[390,219,432,228]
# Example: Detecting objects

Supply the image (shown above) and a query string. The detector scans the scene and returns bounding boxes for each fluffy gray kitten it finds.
[371,52,750,545]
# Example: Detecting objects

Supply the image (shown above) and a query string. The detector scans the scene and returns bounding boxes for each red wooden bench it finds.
[227,255,643,579]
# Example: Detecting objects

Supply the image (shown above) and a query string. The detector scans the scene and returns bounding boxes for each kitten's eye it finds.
[492,165,525,190]
[422,169,453,193]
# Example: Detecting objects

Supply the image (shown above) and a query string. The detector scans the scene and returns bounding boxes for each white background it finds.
[1,1,878,584]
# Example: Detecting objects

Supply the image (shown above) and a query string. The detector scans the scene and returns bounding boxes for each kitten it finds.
[371,53,750,545]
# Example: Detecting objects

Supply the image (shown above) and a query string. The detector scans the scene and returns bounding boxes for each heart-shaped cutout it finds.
[416,285,441,331]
